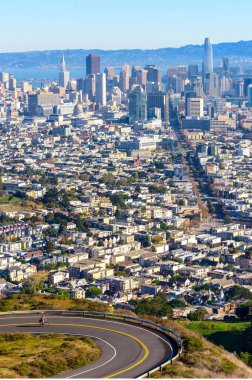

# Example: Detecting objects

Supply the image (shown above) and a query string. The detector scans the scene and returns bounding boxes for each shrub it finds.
[182,335,204,353]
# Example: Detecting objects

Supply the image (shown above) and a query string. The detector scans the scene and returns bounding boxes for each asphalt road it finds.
[0,315,175,378]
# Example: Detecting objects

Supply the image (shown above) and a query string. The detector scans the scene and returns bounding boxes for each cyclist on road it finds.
[39,314,48,326]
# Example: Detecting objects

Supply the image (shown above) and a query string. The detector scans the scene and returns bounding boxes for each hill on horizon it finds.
[1,40,252,71]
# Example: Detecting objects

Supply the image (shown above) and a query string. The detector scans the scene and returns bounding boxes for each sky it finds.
[0,0,251,52]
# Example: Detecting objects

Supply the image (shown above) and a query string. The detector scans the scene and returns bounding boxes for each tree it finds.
[114,209,121,219]
[207,200,215,214]
[168,299,187,308]
[21,272,47,295]
[135,292,173,318]
[44,240,56,253]
[236,302,252,320]
[135,184,141,193]
[188,307,208,321]
[227,285,252,301]
[224,215,233,224]
[86,286,102,298]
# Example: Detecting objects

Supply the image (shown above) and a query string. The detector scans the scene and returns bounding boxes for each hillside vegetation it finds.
[0,333,100,378]
[152,319,252,378]
[0,293,112,313]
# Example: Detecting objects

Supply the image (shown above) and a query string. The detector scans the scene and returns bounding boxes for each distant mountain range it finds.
[1,40,252,70]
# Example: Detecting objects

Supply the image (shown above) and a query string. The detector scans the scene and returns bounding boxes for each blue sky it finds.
[1,0,251,52]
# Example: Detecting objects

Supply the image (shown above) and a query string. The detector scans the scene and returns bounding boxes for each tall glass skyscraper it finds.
[203,37,213,74]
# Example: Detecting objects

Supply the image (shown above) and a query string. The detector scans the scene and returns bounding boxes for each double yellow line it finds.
[0,322,149,378]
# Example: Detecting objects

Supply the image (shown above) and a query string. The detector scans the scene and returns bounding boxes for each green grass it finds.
[0,195,21,204]
[180,320,251,353]
[0,333,101,378]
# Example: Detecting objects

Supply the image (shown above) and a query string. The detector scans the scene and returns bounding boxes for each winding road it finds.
[0,315,176,378]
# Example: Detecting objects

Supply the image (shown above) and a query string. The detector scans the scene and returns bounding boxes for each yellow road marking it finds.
[0,322,149,378]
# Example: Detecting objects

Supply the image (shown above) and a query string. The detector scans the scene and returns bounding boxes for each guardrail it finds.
[0,309,182,378]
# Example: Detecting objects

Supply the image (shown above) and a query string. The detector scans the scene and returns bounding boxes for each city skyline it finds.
[0,0,252,52]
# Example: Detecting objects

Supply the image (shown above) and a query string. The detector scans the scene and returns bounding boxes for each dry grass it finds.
[0,333,101,378]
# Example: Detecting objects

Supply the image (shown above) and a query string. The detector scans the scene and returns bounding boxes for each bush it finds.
[182,335,204,353]
[187,307,208,321]
[217,358,237,374]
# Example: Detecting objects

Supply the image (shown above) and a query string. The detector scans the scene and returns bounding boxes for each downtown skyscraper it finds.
[203,37,213,74]
[58,53,69,88]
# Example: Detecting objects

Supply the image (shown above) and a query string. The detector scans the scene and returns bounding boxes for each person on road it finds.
[39,314,48,326]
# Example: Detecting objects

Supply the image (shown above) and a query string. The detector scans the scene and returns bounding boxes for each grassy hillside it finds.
[142,318,252,378]
[0,293,112,313]
[0,333,100,378]
[179,320,251,353]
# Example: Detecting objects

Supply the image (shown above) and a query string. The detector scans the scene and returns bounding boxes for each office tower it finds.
[220,76,233,96]
[129,87,147,122]
[185,91,196,115]
[171,76,184,93]
[208,72,219,97]
[122,64,131,77]
[95,73,106,106]
[203,37,213,75]
[236,80,244,97]
[104,67,116,79]
[144,65,161,83]
[167,66,178,77]
[21,81,32,93]
[28,92,61,116]
[0,72,9,83]
[86,54,100,76]
[111,86,122,105]
[120,65,130,92]
[58,53,70,88]
[248,85,252,107]
[177,65,187,80]
[147,91,169,121]
[84,75,96,101]
[136,69,148,87]
[193,76,205,98]
[222,57,229,76]
[188,65,199,80]
[244,78,252,97]
[9,74,16,91]
[187,98,204,117]
[132,66,141,77]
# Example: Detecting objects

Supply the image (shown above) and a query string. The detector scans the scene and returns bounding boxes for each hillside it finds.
[1,40,252,70]
[0,333,100,378]
[153,320,252,378]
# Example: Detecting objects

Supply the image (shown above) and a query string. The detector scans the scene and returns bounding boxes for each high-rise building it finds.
[167,66,178,77]
[104,67,116,79]
[129,87,147,122]
[122,64,131,77]
[222,57,229,76]
[144,65,162,83]
[177,65,187,80]
[185,91,196,115]
[86,54,100,76]
[28,92,61,116]
[58,53,70,88]
[0,72,9,83]
[187,98,204,117]
[9,74,16,91]
[188,65,199,79]
[147,91,169,121]
[132,66,141,77]
[244,78,252,97]
[136,69,148,88]
[248,84,252,107]
[203,37,213,75]
[95,73,106,106]
[208,72,219,97]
